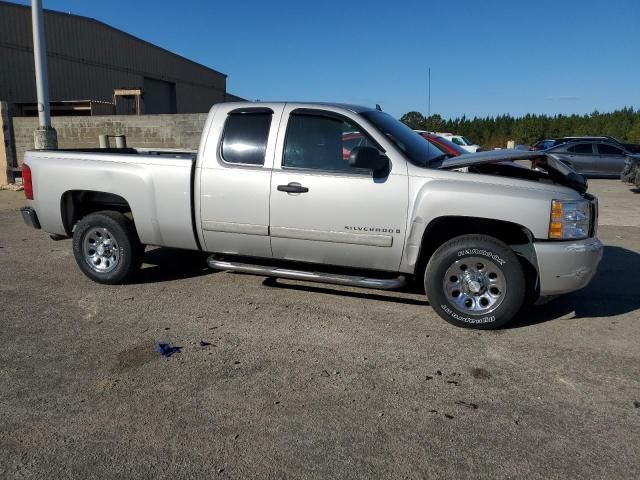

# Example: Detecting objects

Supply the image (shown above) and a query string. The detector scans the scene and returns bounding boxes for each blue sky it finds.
[14,0,640,119]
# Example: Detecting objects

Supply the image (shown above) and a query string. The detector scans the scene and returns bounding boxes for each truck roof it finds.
[220,101,377,114]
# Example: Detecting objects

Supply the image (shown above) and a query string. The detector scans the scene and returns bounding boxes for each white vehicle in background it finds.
[436,133,481,153]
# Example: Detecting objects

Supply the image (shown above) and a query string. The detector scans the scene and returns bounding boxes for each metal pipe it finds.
[207,257,407,290]
[31,0,51,129]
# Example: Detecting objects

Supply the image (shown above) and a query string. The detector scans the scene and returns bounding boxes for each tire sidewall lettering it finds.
[440,303,496,324]
[457,249,506,266]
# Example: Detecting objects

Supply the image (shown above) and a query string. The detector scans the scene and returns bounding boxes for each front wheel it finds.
[72,211,143,284]
[424,234,525,329]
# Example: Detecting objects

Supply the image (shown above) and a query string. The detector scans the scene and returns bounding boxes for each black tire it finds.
[72,211,143,284]
[424,234,525,329]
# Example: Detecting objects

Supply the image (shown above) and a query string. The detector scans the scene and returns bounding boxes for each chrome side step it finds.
[207,257,406,290]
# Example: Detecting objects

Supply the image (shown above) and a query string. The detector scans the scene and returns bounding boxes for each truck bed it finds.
[24,149,200,250]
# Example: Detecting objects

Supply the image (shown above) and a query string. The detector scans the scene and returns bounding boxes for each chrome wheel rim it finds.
[443,256,506,315]
[83,227,119,273]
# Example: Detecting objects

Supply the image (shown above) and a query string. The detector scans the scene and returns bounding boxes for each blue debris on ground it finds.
[156,342,182,357]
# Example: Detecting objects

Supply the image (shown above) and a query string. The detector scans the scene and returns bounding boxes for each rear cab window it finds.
[221,109,273,165]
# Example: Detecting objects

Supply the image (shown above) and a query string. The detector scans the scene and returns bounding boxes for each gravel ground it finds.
[1,180,639,479]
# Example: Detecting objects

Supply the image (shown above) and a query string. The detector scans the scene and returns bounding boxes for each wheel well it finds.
[415,216,538,295]
[61,190,132,235]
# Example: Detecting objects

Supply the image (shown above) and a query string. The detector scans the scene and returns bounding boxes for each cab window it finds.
[283,113,379,172]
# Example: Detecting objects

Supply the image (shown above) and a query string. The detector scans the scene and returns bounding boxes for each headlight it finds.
[549,199,590,240]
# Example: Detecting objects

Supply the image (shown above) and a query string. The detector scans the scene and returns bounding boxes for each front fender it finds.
[400,177,563,272]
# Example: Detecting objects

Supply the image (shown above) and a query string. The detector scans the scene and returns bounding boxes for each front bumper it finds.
[20,207,41,229]
[534,237,603,296]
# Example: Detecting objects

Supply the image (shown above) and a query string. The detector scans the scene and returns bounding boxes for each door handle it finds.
[277,182,309,193]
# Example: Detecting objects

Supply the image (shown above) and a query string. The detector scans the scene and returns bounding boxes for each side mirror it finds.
[348,146,388,176]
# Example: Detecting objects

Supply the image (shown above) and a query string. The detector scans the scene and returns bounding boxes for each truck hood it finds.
[438,150,588,194]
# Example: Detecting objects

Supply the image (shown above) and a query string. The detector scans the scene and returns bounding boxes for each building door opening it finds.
[143,77,177,114]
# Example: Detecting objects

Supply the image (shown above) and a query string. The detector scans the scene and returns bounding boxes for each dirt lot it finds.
[1,180,639,479]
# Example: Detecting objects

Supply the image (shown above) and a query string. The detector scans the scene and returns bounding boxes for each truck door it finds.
[269,107,408,272]
[198,105,283,257]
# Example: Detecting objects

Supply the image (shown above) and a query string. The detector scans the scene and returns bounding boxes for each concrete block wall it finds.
[12,113,208,167]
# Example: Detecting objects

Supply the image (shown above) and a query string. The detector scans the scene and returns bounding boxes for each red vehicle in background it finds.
[342,132,372,160]
[342,130,469,161]
[413,130,469,157]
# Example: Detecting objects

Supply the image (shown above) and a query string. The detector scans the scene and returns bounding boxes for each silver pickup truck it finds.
[20,102,603,329]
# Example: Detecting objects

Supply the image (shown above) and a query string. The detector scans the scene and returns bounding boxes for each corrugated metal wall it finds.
[0,1,227,113]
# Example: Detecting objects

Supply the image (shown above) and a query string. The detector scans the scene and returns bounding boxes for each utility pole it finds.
[427,67,431,119]
[31,0,57,149]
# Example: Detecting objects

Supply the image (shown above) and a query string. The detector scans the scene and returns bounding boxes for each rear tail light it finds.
[22,164,33,200]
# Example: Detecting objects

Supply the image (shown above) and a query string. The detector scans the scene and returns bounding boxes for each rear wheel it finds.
[424,234,525,329]
[72,211,143,284]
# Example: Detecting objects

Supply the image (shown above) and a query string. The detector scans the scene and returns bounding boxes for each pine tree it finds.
[400,107,640,148]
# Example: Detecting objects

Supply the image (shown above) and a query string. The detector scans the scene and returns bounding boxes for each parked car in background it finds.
[530,136,640,153]
[545,140,638,177]
[342,131,377,160]
[414,130,468,157]
[560,136,640,153]
[435,133,482,152]
[530,139,564,151]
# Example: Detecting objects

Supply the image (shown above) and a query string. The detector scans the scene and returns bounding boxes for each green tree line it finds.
[400,107,640,149]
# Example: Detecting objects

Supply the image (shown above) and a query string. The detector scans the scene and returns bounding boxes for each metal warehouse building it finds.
[0,1,241,114]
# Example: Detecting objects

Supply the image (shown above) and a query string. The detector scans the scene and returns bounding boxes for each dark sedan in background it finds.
[531,136,640,153]
[545,139,639,177]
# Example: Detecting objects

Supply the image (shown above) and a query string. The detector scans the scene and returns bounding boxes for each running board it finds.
[207,257,406,290]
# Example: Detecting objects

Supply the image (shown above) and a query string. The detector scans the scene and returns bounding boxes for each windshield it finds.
[361,111,445,168]
[461,136,474,145]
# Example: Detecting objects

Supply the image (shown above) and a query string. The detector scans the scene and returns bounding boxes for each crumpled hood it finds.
[439,149,546,168]
[438,149,588,194]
